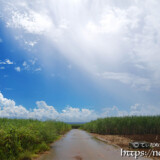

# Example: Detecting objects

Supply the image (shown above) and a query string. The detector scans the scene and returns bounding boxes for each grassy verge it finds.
[81,116,160,135]
[0,118,71,160]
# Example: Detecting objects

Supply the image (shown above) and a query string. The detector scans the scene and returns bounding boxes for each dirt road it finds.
[38,129,149,160]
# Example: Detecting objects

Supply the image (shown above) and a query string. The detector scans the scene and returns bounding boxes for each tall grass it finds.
[81,116,160,135]
[0,118,71,160]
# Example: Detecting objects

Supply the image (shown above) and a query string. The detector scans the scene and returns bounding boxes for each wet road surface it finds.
[38,129,149,160]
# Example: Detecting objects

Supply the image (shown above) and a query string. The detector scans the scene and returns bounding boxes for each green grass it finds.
[81,116,160,135]
[0,118,71,160]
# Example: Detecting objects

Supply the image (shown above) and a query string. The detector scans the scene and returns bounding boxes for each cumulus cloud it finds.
[0,59,13,65]
[0,92,29,118]
[59,107,97,122]
[0,92,160,122]
[102,104,160,117]
[6,59,13,64]
[30,101,59,120]
[0,92,97,122]
[5,8,53,35]
[15,66,21,72]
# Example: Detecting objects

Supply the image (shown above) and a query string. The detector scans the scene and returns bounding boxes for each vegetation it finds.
[81,116,160,135]
[0,118,71,160]
[71,124,82,129]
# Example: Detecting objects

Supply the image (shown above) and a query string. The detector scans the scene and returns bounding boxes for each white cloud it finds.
[0,59,13,65]
[34,67,41,72]
[15,66,21,72]
[129,103,160,116]
[0,92,97,121]
[6,9,53,35]
[30,101,59,120]
[22,61,27,66]
[25,40,37,47]
[1,0,160,90]
[0,92,159,122]
[0,92,29,118]
[102,106,128,117]
[6,59,13,64]
[29,58,37,65]
[99,71,151,91]
[59,106,97,122]
[102,104,160,117]
[0,62,6,65]
[22,59,41,72]
[1,0,160,92]
[22,61,30,70]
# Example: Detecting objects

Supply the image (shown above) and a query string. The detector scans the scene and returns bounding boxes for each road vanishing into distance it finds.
[38,129,149,160]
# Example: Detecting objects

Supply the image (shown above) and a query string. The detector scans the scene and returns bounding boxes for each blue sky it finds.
[0,0,160,122]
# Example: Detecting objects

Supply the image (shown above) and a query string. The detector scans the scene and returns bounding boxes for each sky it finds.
[0,0,160,122]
